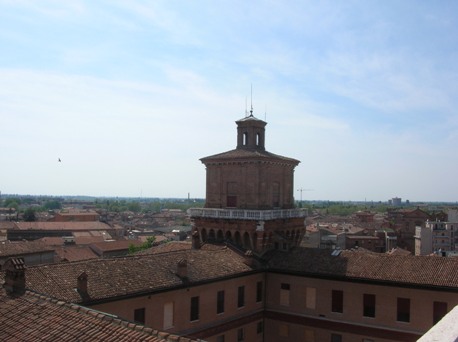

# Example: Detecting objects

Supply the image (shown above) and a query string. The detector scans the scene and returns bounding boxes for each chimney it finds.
[176,259,188,280]
[77,272,88,294]
[3,257,26,295]
[243,250,255,268]
[191,230,201,250]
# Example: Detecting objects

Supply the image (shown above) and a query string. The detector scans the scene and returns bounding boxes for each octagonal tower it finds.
[190,113,306,254]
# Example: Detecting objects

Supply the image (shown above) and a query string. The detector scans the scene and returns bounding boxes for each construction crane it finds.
[297,188,314,203]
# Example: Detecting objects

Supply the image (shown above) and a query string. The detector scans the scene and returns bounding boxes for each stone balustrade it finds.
[189,208,307,220]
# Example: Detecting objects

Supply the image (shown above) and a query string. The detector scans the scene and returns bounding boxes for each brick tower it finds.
[190,113,306,254]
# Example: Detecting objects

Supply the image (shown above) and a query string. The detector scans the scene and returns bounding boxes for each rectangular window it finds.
[190,296,199,321]
[397,297,410,322]
[227,182,238,207]
[331,333,342,342]
[237,328,244,342]
[134,308,145,324]
[306,287,316,309]
[331,290,343,313]
[257,321,263,334]
[256,281,263,302]
[227,195,237,207]
[363,294,376,318]
[217,290,225,314]
[272,182,280,207]
[279,324,289,337]
[433,301,447,324]
[280,283,290,306]
[163,302,174,329]
[238,286,245,308]
[304,329,315,342]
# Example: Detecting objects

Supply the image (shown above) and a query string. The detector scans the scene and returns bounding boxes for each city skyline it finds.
[1,1,458,202]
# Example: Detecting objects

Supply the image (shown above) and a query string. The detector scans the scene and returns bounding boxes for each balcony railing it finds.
[188,208,307,220]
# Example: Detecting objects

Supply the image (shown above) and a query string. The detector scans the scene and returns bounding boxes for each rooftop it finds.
[14,221,113,231]
[24,245,254,304]
[200,148,299,165]
[267,248,458,289]
[6,245,455,307]
[0,240,55,258]
[0,288,194,342]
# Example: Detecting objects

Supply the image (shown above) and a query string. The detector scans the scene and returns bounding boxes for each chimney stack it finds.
[243,250,256,268]
[176,259,188,280]
[77,272,88,294]
[191,230,201,250]
[3,258,26,295]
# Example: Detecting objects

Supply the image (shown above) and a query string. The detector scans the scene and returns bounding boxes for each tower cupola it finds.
[236,114,266,151]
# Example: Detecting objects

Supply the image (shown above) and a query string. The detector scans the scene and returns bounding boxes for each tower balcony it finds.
[189,208,307,221]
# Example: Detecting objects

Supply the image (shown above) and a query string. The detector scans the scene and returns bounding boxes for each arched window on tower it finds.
[243,132,248,146]
[256,133,260,146]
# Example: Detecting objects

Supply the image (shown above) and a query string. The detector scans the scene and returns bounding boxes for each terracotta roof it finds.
[55,246,99,262]
[0,289,194,342]
[39,236,109,246]
[346,235,379,240]
[56,209,99,216]
[89,240,143,253]
[387,247,412,256]
[267,247,458,289]
[39,237,66,246]
[0,221,15,229]
[236,114,265,123]
[0,240,55,258]
[74,235,107,244]
[24,246,254,303]
[14,221,113,231]
[139,241,192,255]
[200,148,299,165]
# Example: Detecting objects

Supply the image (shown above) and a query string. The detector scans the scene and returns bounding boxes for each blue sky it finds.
[1,1,458,202]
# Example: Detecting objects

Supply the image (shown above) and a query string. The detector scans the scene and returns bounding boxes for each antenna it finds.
[245,97,248,117]
[250,84,253,116]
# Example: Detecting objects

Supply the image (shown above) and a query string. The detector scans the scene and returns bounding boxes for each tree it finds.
[4,198,20,210]
[128,236,156,254]
[23,207,36,222]
[127,202,141,213]
[44,200,62,210]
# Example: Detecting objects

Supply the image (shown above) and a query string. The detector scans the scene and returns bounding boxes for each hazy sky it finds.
[1,1,458,202]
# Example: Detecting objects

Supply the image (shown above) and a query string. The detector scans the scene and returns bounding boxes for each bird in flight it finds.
[58,158,61,162]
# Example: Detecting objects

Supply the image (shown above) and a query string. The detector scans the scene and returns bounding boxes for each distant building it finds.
[415,225,433,256]
[390,197,402,206]
[7,221,121,241]
[0,240,55,270]
[355,209,375,222]
[388,207,431,253]
[49,209,100,222]
[416,214,458,256]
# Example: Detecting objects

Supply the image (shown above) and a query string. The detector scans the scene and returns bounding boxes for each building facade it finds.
[416,219,458,255]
